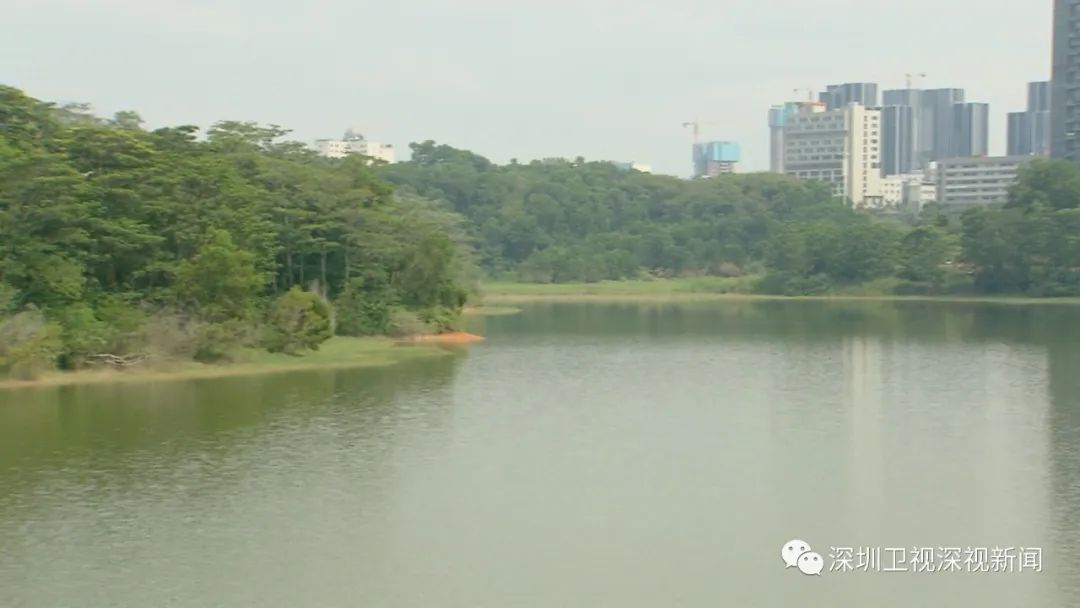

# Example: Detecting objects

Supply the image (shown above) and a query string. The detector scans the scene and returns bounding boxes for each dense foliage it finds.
[0,87,471,378]
[381,143,1079,296]
[1,86,1077,379]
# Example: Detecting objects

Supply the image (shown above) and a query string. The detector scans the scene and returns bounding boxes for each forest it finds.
[0,86,471,379]
[2,86,1078,379]
[381,141,1079,296]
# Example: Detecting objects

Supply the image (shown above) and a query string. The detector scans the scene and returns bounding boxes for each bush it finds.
[418,306,459,333]
[387,308,430,337]
[263,287,333,355]
[0,308,62,380]
[54,304,108,369]
[334,278,393,336]
[143,313,199,361]
[0,284,18,314]
[755,272,832,296]
[193,320,252,362]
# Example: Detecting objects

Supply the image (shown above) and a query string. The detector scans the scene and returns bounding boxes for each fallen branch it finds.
[86,353,150,370]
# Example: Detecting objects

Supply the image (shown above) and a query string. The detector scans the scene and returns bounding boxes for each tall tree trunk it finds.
[344,247,350,285]
[320,251,327,296]
[286,252,293,287]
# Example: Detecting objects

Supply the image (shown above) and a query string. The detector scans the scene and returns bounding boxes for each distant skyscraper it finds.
[1052,0,1080,161]
[1029,81,1051,112]
[819,83,879,111]
[922,89,966,162]
[1007,81,1051,157]
[768,102,801,173]
[883,89,922,107]
[692,141,740,177]
[1008,111,1033,156]
[1028,81,1052,156]
[881,89,923,176]
[951,102,989,158]
[881,105,917,175]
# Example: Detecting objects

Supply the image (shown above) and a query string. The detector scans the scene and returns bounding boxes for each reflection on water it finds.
[0,300,1078,607]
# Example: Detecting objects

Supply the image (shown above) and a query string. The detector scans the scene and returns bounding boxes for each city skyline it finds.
[2,0,1053,176]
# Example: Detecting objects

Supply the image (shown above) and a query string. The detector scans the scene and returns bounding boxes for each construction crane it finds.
[906,72,927,89]
[682,119,701,145]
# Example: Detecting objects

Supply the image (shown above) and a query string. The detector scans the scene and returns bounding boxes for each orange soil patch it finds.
[400,332,486,345]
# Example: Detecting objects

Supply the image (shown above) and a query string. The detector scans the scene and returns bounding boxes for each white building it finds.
[935,155,1031,210]
[314,128,395,163]
[881,173,936,211]
[782,103,882,207]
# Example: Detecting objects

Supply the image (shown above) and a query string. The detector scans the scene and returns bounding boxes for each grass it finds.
[482,276,759,299]
[0,336,460,391]
[461,305,523,317]
[479,277,1080,306]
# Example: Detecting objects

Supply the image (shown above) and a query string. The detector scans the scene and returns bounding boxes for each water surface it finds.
[1,300,1078,606]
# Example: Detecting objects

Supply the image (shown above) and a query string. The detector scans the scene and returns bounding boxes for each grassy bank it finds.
[480,278,1080,305]
[0,336,462,391]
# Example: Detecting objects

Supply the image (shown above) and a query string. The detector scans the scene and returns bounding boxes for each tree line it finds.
[380,141,1079,296]
[2,86,1078,378]
[0,87,471,379]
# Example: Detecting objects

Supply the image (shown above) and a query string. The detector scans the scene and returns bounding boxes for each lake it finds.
[1,299,1079,607]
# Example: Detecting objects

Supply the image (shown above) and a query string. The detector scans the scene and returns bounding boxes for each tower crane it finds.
[793,87,817,103]
[681,119,701,145]
[906,72,927,89]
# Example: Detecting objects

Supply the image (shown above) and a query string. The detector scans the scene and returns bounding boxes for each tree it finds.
[174,230,265,321]
[1008,158,1080,211]
[263,287,333,355]
[899,226,948,283]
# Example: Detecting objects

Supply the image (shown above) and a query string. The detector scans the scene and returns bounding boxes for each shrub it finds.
[386,309,430,337]
[418,306,459,333]
[263,287,333,355]
[334,278,393,336]
[0,308,62,380]
[193,320,252,362]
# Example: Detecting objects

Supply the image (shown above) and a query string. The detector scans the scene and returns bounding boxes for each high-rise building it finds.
[768,102,801,173]
[1008,111,1033,156]
[881,89,923,176]
[1028,81,1052,156]
[1052,0,1080,161]
[1007,81,1052,157]
[881,105,917,175]
[922,89,966,163]
[882,87,986,168]
[819,83,879,111]
[314,128,395,163]
[951,102,990,158]
[782,103,882,207]
[1030,81,1052,112]
[692,141,740,177]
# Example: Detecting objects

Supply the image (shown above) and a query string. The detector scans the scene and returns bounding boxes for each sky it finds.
[3,0,1053,176]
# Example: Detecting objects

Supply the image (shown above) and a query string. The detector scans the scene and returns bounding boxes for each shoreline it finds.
[0,336,476,392]
[480,281,1080,306]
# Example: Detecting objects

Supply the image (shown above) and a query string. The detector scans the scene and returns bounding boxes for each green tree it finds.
[263,287,333,355]
[174,230,265,321]
[1007,158,1080,211]
[898,226,949,284]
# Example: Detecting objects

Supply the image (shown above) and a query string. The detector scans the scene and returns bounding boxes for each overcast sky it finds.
[4,0,1053,176]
